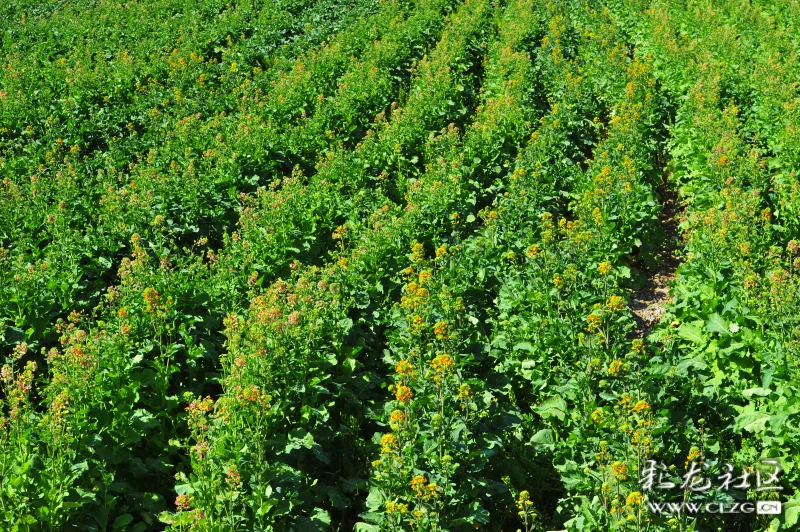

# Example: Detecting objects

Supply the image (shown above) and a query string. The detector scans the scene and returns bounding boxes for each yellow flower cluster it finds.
[685,445,701,468]
[607,295,625,311]
[526,243,541,258]
[626,491,644,508]
[418,270,432,285]
[390,409,406,429]
[517,490,533,511]
[400,281,429,311]
[385,501,408,515]
[586,312,602,332]
[410,475,439,500]
[143,287,170,315]
[610,461,627,481]
[458,383,473,401]
[380,433,398,455]
[430,354,454,384]
[411,241,425,262]
[433,321,448,340]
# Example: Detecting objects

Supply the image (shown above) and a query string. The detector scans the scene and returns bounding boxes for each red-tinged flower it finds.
[192,441,210,459]
[1,365,12,384]
[226,466,242,489]
[175,494,191,511]
[12,342,28,360]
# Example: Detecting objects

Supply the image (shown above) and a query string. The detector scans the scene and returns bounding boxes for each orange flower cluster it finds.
[395,384,413,403]
[410,475,439,500]
[396,360,415,379]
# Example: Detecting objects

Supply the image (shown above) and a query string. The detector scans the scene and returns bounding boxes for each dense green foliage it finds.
[2,0,800,530]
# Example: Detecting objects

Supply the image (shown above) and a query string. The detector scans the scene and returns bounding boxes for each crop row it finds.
[0,0,465,526]
[607,0,800,529]
[0,0,428,353]
[170,1,668,530]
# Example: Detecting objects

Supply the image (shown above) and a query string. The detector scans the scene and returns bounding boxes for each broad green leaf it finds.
[783,498,800,528]
[536,395,567,421]
[734,410,770,433]
[311,508,331,526]
[678,322,706,344]
[742,387,771,398]
[531,429,555,446]
[365,487,384,512]
[113,514,134,530]
[174,483,194,495]
[706,313,730,336]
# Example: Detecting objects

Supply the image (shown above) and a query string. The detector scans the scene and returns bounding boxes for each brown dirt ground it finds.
[629,183,682,336]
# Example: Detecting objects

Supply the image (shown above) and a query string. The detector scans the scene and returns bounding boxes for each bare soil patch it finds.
[629,182,681,335]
